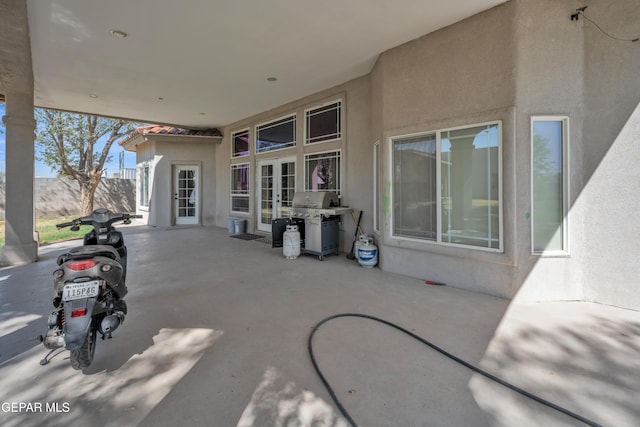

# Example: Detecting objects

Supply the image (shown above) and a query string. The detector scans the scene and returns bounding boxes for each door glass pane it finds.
[441,124,499,248]
[393,134,437,240]
[261,164,274,225]
[177,169,196,217]
[532,120,564,252]
[280,161,296,208]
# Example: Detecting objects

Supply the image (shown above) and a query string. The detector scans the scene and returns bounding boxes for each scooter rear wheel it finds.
[70,320,97,370]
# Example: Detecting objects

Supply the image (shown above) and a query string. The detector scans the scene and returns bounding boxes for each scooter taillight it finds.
[71,309,87,317]
[67,260,98,271]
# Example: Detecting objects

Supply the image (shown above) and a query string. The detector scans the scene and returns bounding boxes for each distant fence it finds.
[0,177,136,220]
[116,168,136,180]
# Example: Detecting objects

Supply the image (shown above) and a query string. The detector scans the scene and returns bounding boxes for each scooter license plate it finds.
[62,280,102,301]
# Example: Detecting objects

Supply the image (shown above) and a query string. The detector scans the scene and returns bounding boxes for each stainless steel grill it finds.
[290,192,352,260]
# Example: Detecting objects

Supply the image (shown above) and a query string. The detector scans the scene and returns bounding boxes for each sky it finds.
[0,103,136,177]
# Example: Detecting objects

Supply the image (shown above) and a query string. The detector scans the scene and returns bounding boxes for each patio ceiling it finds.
[22,0,506,128]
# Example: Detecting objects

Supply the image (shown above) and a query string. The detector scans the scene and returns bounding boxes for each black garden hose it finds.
[308,313,603,427]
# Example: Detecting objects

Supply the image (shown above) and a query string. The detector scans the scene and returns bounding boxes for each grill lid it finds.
[292,191,339,208]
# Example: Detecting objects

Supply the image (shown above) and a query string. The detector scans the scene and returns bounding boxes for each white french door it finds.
[257,157,296,232]
[174,165,199,225]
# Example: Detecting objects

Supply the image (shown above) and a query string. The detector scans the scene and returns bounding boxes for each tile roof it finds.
[119,124,222,145]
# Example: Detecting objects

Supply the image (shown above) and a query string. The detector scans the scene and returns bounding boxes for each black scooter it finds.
[39,209,140,369]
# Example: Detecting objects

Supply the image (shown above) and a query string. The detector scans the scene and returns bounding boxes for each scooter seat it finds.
[57,245,121,265]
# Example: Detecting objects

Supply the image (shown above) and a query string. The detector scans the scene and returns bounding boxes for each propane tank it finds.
[357,236,378,268]
[354,234,371,260]
[283,224,301,259]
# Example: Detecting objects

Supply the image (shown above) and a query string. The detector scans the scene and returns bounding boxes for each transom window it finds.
[256,115,296,154]
[232,129,250,158]
[392,122,502,251]
[305,101,341,144]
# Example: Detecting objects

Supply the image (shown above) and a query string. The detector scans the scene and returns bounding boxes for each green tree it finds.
[35,109,137,215]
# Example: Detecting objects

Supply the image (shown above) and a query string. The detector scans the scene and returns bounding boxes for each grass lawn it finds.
[0,215,93,247]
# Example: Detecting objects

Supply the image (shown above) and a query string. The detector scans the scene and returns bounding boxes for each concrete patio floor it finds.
[1,224,639,427]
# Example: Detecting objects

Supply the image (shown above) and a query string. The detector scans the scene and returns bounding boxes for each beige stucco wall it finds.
[514,0,640,309]
[371,3,518,298]
[511,0,585,302]
[209,0,640,308]
[579,0,640,308]
[136,137,218,228]
[216,77,372,250]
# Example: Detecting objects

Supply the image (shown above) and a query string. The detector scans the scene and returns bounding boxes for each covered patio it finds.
[1,224,638,426]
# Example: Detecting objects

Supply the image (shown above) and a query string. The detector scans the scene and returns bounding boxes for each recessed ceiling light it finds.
[89,93,99,98]
[110,29,128,38]
[267,77,278,82]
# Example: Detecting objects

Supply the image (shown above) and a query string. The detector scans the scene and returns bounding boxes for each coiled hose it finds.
[308,313,603,427]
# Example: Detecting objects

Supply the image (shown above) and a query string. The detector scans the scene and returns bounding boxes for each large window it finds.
[231,163,250,213]
[392,122,501,251]
[305,150,341,196]
[256,115,296,154]
[531,117,568,254]
[232,129,250,158]
[305,100,341,144]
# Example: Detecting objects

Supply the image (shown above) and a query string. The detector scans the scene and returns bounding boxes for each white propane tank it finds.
[283,225,301,259]
[357,236,378,268]
[354,234,371,260]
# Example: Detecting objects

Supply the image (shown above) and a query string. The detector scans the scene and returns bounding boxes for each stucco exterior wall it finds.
[579,0,640,308]
[206,0,640,308]
[514,0,640,309]
[372,3,518,298]
[512,0,586,302]
[136,138,217,228]
[217,76,372,250]
[135,141,158,226]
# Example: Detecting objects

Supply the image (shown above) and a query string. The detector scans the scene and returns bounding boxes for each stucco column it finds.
[1,93,38,265]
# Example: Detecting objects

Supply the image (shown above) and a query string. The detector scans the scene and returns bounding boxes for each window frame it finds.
[230,162,250,214]
[304,99,342,145]
[390,120,503,252]
[255,114,296,154]
[530,116,569,256]
[373,140,381,234]
[139,163,150,209]
[304,149,342,196]
[231,128,250,158]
